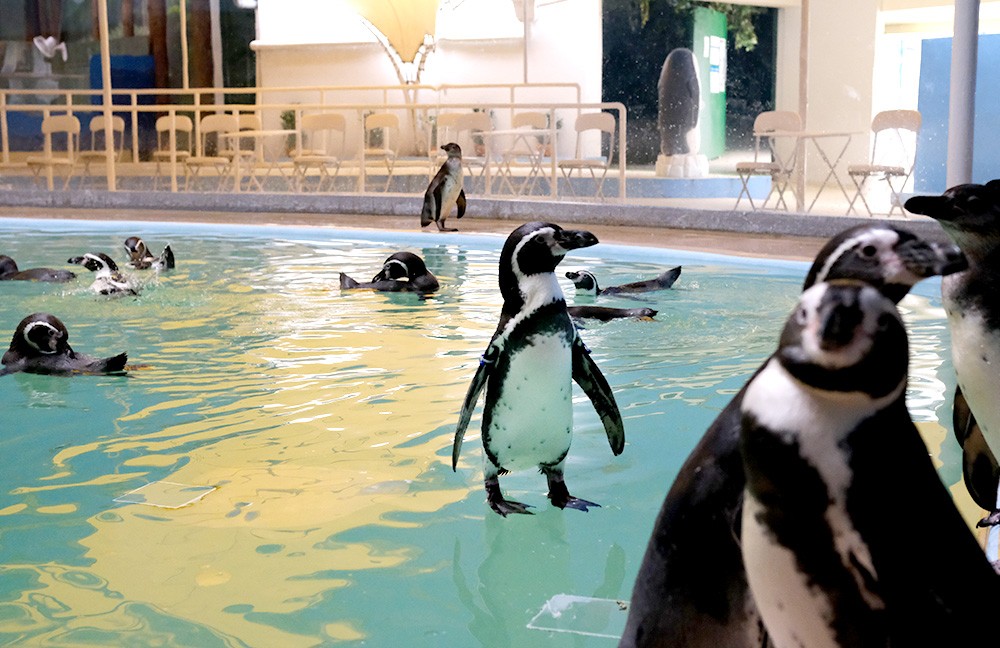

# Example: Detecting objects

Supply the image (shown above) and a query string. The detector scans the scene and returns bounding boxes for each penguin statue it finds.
[566,267,681,296]
[905,180,1000,527]
[740,281,1000,647]
[618,223,967,648]
[124,237,175,271]
[1,312,127,376]
[67,252,139,297]
[656,48,708,178]
[0,255,75,282]
[452,222,625,515]
[421,142,466,232]
[339,251,439,296]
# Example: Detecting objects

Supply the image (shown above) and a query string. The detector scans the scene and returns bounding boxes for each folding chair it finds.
[361,112,399,192]
[846,109,922,217]
[733,111,802,211]
[454,111,493,191]
[185,114,239,191]
[78,114,125,187]
[558,112,616,199]
[496,111,549,195]
[152,114,193,190]
[26,114,81,190]
[293,112,347,192]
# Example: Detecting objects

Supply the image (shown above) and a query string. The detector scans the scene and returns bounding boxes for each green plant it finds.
[281,109,296,154]
[636,0,764,51]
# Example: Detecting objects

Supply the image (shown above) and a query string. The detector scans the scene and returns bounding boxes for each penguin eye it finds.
[795,306,809,325]
[861,245,877,257]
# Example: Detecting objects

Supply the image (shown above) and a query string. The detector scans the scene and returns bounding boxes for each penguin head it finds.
[8,313,72,358]
[124,237,149,264]
[564,270,599,294]
[804,224,967,303]
[904,180,1000,262]
[499,222,598,304]
[373,252,427,282]
[777,281,907,399]
[0,255,18,278]
[68,252,119,276]
[440,142,462,159]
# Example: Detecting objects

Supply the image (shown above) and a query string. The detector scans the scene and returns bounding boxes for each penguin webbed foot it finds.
[976,509,1000,528]
[436,222,457,232]
[486,477,533,516]
[544,469,600,512]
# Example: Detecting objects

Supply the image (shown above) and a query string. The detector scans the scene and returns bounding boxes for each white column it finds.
[946,0,979,188]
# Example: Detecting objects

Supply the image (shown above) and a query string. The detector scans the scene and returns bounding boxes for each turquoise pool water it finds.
[0,217,965,646]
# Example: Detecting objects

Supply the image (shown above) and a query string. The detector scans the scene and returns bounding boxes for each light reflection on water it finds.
[0,219,971,646]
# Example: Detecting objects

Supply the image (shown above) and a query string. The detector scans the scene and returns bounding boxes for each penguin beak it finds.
[554,229,599,251]
[902,240,967,277]
[818,297,863,351]
[372,268,389,282]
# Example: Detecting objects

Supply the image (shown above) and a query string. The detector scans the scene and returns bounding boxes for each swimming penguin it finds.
[1,312,127,376]
[339,251,439,295]
[740,281,1000,647]
[567,305,657,322]
[618,223,967,648]
[565,267,681,296]
[905,180,1000,527]
[67,252,139,297]
[0,255,76,282]
[421,142,466,232]
[452,222,625,516]
[124,236,175,271]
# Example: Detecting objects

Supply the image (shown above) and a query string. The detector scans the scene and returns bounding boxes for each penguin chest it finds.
[484,330,574,471]
[946,307,1000,456]
[438,171,463,215]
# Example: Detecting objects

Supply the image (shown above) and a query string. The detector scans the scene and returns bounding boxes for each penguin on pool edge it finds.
[618,223,967,648]
[740,280,1000,647]
[1,312,127,376]
[421,142,466,232]
[451,222,625,516]
[905,180,1000,527]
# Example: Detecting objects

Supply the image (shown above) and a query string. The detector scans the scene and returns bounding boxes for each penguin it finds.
[1,312,127,376]
[905,180,1000,526]
[0,255,76,282]
[740,281,1000,647]
[451,222,625,516]
[567,305,657,322]
[421,142,466,232]
[565,267,681,296]
[618,223,967,648]
[124,236,175,271]
[67,252,139,297]
[339,251,439,296]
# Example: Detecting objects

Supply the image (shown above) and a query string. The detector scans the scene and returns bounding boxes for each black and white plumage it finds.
[565,267,681,296]
[339,251,439,296]
[1,312,127,376]
[905,180,1000,527]
[124,236,175,271]
[740,281,1000,647]
[67,252,138,297]
[567,305,657,321]
[452,222,625,516]
[0,254,76,282]
[619,223,968,648]
[421,142,466,232]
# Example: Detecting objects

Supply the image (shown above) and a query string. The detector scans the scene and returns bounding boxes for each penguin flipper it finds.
[456,189,467,219]
[571,337,625,455]
[452,346,497,470]
[954,386,1000,514]
[420,194,435,227]
[160,245,175,270]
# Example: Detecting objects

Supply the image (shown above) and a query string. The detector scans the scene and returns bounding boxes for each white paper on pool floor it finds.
[113,481,217,509]
[527,593,628,639]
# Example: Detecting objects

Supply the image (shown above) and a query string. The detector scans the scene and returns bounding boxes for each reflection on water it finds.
[0,221,969,646]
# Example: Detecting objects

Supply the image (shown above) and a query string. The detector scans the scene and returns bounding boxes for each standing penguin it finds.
[905,180,1000,526]
[619,223,967,648]
[452,222,625,516]
[421,142,466,232]
[740,281,1000,647]
[339,251,439,296]
[1,313,127,376]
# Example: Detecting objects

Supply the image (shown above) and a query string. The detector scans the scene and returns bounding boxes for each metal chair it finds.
[846,109,922,217]
[152,114,193,190]
[78,114,126,188]
[733,111,802,211]
[185,114,240,191]
[293,112,347,192]
[361,112,399,192]
[558,112,616,199]
[452,111,494,191]
[26,114,81,190]
[496,111,549,195]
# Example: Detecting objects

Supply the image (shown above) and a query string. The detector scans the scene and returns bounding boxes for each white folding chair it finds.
[558,112,617,199]
[497,111,549,195]
[294,112,347,192]
[26,114,81,190]
[152,114,193,190]
[185,114,239,191]
[77,114,125,188]
[846,109,922,217]
[454,111,493,190]
[361,112,399,192]
[733,111,802,211]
